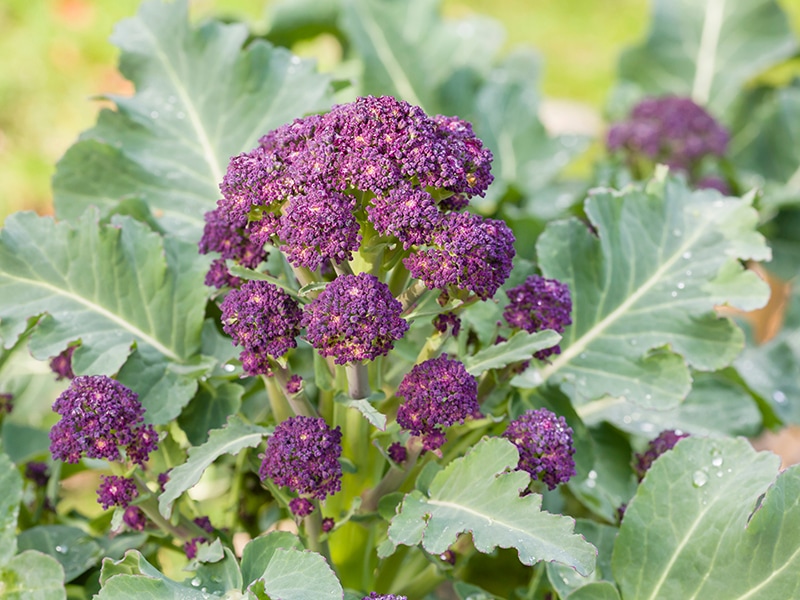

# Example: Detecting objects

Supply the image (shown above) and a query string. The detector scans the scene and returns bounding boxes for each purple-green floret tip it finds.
[634,429,689,481]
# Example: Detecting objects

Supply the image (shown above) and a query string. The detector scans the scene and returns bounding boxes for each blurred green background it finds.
[1,0,799,224]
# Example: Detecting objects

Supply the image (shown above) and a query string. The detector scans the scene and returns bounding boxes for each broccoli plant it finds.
[1,1,800,599]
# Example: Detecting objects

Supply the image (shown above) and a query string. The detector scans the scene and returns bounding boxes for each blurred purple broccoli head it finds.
[396,355,481,452]
[634,429,689,481]
[503,408,576,490]
[49,375,157,467]
[259,415,343,502]
[220,279,303,375]
[97,475,138,510]
[607,95,729,177]
[503,274,572,360]
[303,273,408,365]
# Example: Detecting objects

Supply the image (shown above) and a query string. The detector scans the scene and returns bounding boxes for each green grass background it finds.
[1,0,798,223]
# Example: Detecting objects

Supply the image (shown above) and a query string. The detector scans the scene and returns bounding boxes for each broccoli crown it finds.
[634,429,689,481]
[220,279,303,375]
[49,375,157,467]
[404,211,515,301]
[303,273,408,365]
[503,274,573,360]
[96,475,138,510]
[396,355,480,452]
[123,506,147,531]
[503,408,576,490]
[607,95,729,172]
[259,415,343,501]
[213,95,495,271]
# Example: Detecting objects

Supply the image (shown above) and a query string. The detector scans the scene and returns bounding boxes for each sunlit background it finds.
[1,0,799,223]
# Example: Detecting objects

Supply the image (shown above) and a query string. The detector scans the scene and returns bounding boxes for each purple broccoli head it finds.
[49,375,157,467]
[303,273,408,365]
[634,429,689,481]
[606,96,729,176]
[199,206,268,288]
[396,355,480,452]
[123,506,147,531]
[96,475,138,510]
[404,211,515,301]
[220,279,303,375]
[503,275,572,360]
[259,416,343,501]
[503,408,576,490]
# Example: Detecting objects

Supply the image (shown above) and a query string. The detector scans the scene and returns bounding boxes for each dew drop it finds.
[150,111,159,119]
[623,415,632,424]
[682,251,692,260]
[692,470,708,487]
[711,456,723,468]
[223,363,235,372]
[176,111,186,120]
[629,339,638,346]
[773,390,787,404]
[677,282,685,290]
[716,471,724,478]
[588,470,598,480]
[580,352,587,360]
[201,588,208,593]
[641,422,655,433]
[55,545,68,554]
[685,269,693,277]
[644,394,652,401]
[671,291,678,298]
[713,199,724,208]
[191,577,202,587]
[672,228,682,237]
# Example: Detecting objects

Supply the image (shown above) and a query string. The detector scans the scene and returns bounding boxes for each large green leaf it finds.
[463,330,561,376]
[0,453,22,565]
[612,437,800,599]
[0,212,209,420]
[254,548,343,600]
[339,0,503,116]
[52,0,332,242]
[16,526,102,583]
[618,0,798,117]
[378,437,596,576]
[159,415,270,518]
[0,551,66,600]
[512,174,770,412]
[471,50,589,212]
[241,532,304,590]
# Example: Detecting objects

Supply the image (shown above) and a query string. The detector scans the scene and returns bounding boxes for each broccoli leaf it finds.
[379,437,596,576]
[17,526,103,583]
[0,211,209,421]
[612,437,800,599]
[0,551,66,600]
[53,0,332,242]
[253,548,343,600]
[159,415,270,518]
[512,173,770,413]
[0,453,22,565]
[617,0,798,117]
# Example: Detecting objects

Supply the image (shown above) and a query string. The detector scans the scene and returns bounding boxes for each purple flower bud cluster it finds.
[363,594,407,600]
[123,506,147,531]
[199,207,268,289]
[396,355,480,452]
[0,393,12,415]
[289,497,314,517]
[220,280,303,375]
[25,462,50,488]
[432,312,461,337]
[49,376,157,467]
[387,442,407,464]
[286,374,303,394]
[214,95,493,270]
[303,273,408,365]
[404,212,515,300]
[50,346,76,380]
[259,416,343,502]
[606,96,729,174]
[503,408,576,490]
[503,275,572,360]
[96,475,138,510]
[182,517,216,558]
[322,517,335,533]
[634,429,689,481]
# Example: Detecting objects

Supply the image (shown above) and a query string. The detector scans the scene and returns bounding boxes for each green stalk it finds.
[269,359,317,417]
[346,362,371,400]
[361,441,423,512]
[303,502,333,566]
[398,280,429,312]
[132,474,207,541]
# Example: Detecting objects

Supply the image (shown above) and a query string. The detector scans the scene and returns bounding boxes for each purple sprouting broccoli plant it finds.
[404,211,515,302]
[634,429,690,481]
[259,416,343,511]
[97,475,138,510]
[220,279,303,375]
[432,311,461,337]
[503,274,573,360]
[396,355,481,452]
[503,408,576,491]
[123,506,147,531]
[606,95,729,184]
[303,273,408,365]
[49,345,76,380]
[49,375,157,467]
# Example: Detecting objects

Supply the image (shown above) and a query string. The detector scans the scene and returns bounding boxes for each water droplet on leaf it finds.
[191,577,202,587]
[150,111,159,119]
[677,282,685,290]
[773,390,787,404]
[682,251,692,259]
[711,456,723,468]
[55,545,68,554]
[692,470,708,487]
